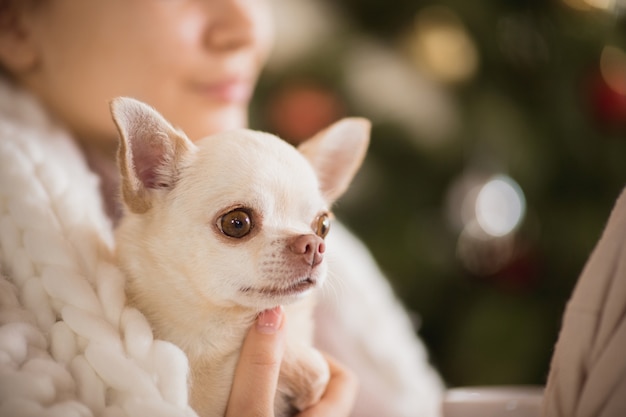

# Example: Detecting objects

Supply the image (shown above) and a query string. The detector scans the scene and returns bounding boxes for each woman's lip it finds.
[191,79,253,103]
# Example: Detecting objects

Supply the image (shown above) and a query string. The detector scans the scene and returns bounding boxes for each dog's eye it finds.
[220,209,252,238]
[314,213,331,239]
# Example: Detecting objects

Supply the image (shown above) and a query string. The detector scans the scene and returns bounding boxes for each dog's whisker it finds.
[320,266,343,304]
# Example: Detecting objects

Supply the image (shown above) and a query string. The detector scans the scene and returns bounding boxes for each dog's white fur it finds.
[110,98,369,417]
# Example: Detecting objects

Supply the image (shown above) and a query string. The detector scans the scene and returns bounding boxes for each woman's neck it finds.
[80,139,123,225]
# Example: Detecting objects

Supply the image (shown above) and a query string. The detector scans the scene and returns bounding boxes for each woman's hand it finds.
[296,353,358,417]
[225,306,358,417]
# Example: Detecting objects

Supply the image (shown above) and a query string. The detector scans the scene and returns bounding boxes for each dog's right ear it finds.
[110,97,196,214]
[298,118,370,204]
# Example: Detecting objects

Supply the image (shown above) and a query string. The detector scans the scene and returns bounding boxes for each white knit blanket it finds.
[0,82,198,417]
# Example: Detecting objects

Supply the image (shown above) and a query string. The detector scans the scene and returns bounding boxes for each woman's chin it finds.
[182,107,248,141]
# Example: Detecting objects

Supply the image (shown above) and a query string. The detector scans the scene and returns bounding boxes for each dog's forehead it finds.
[185,129,325,216]
[194,129,312,176]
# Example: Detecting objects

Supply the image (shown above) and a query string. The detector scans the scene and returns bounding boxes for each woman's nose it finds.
[204,0,256,51]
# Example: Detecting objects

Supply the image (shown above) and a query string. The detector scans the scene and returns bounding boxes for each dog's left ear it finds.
[298,118,370,203]
[110,97,196,214]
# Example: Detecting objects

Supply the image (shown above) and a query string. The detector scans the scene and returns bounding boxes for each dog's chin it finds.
[238,276,319,308]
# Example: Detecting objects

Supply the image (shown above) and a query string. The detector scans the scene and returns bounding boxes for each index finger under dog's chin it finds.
[296,353,359,417]
[225,307,287,417]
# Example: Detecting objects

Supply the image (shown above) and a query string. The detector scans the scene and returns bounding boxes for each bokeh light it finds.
[406,6,479,84]
[343,41,460,147]
[562,0,626,13]
[447,173,527,276]
[475,176,526,237]
[584,0,616,10]
[600,45,626,95]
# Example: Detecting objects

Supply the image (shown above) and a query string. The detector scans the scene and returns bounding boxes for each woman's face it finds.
[17,0,273,143]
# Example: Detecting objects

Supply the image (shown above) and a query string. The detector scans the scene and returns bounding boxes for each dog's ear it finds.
[298,118,370,203]
[110,97,195,214]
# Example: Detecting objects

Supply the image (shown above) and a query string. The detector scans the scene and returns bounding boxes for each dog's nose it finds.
[289,234,325,266]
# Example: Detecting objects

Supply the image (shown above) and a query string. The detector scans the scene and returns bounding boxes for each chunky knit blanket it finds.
[0,81,197,417]
[0,80,444,417]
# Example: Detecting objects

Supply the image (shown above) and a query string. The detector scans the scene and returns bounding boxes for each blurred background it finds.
[251,0,626,388]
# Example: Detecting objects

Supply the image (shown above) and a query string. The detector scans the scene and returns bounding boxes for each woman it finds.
[0,1,443,416]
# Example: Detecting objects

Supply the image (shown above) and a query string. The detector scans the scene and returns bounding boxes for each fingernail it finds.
[256,306,284,334]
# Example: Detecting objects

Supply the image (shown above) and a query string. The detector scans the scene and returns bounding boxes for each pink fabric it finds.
[543,188,626,417]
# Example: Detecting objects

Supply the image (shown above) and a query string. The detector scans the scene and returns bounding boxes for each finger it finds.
[297,353,359,417]
[225,306,286,417]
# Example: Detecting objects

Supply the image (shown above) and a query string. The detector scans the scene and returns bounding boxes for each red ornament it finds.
[266,81,346,144]
[586,70,626,130]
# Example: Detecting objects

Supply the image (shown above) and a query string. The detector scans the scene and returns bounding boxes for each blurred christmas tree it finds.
[252,0,626,387]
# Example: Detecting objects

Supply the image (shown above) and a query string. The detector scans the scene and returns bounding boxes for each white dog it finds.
[110,97,369,417]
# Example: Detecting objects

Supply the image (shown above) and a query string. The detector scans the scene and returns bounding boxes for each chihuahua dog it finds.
[110,98,369,417]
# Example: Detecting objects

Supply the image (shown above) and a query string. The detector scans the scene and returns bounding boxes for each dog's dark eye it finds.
[220,209,252,238]
[314,213,331,239]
